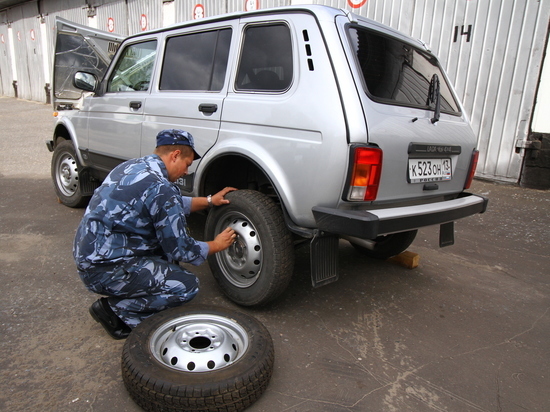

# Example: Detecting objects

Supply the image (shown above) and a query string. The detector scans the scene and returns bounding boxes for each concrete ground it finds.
[0,96,549,412]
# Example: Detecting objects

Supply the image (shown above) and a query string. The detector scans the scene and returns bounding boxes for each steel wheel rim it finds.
[215,212,263,288]
[149,313,249,372]
[55,152,79,197]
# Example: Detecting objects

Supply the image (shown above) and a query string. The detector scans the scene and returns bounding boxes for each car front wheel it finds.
[51,139,90,208]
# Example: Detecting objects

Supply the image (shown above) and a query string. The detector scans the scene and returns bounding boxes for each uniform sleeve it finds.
[147,185,209,265]
[180,195,192,216]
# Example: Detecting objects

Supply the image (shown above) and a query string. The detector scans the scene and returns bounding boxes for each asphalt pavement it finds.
[1,96,549,411]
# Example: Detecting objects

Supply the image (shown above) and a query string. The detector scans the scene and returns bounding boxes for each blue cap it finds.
[156,129,201,160]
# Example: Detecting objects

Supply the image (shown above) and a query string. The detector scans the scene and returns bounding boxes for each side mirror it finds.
[73,72,98,92]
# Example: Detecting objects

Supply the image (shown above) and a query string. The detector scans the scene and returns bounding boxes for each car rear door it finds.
[141,22,235,189]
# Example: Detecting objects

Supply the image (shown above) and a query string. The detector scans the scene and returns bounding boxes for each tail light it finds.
[347,146,383,201]
[464,149,479,189]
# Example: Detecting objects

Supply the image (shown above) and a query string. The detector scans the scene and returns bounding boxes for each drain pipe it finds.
[12,80,18,98]
[44,83,51,104]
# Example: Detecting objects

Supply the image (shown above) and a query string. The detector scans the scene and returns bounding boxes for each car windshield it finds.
[348,26,460,115]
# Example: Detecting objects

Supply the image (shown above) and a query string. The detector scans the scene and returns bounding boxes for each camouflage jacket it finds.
[73,154,208,270]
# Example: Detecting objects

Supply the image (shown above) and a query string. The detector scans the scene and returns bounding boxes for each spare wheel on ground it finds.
[121,304,274,412]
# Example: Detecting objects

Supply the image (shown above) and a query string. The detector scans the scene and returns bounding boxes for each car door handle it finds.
[129,101,142,110]
[199,103,218,114]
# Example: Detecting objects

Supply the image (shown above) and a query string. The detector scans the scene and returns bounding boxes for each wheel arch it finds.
[198,148,295,216]
[199,153,272,194]
[52,119,99,202]
[52,118,87,167]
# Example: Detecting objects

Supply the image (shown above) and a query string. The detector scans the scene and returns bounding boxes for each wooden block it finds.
[388,251,419,269]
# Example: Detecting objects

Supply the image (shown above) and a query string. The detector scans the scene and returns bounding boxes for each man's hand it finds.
[190,187,237,212]
[211,187,237,206]
[207,227,237,255]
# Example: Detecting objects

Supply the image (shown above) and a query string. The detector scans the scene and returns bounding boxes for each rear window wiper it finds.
[428,74,441,124]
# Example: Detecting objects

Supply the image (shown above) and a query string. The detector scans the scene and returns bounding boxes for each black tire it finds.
[51,139,90,207]
[350,230,418,260]
[121,305,274,412]
[205,190,294,306]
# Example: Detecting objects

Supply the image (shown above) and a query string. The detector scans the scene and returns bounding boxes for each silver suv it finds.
[48,5,487,306]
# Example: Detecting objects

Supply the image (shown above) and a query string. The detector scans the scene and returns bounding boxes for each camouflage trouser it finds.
[78,256,199,328]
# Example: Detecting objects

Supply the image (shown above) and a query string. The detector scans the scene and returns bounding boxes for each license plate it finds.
[408,158,452,183]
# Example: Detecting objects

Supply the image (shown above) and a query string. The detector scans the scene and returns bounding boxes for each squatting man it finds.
[73,129,237,339]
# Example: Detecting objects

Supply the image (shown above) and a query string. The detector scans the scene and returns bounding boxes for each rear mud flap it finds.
[79,168,100,196]
[310,234,339,288]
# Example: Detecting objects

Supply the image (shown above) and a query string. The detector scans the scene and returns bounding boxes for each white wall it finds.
[531,35,550,134]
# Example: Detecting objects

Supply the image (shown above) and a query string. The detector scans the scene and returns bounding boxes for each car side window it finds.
[107,40,157,92]
[236,24,293,92]
[160,28,232,91]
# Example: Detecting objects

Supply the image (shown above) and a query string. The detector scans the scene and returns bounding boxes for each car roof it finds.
[123,4,429,53]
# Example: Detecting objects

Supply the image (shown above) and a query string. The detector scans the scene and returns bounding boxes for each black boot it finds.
[89,298,131,339]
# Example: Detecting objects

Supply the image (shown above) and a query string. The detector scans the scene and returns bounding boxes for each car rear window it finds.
[348,27,461,115]
[236,24,293,92]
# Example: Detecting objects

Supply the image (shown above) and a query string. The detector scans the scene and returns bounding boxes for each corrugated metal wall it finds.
[95,0,128,36]
[42,0,89,100]
[23,3,45,102]
[173,0,288,21]
[175,0,228,21]
[3,2,47,102]
[306,0,550,183]
[0,10,13,96]
[401,0,549,183]
[128,0,161,33]
[0,0,548,185]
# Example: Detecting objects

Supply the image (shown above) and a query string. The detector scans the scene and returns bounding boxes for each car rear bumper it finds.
[312,192,488,239]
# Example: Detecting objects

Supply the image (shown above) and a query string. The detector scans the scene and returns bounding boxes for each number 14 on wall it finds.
[454,24,473,42]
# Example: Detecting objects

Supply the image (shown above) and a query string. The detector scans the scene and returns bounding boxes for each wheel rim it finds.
[215,212,263,288]
[149,313,249,372]
[55,152,79,197]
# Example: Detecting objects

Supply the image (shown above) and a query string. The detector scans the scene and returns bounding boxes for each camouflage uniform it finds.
[73,154,207,328]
